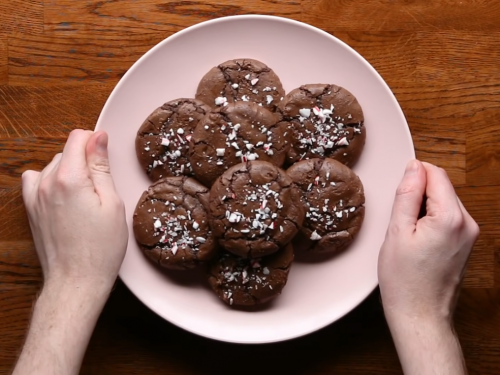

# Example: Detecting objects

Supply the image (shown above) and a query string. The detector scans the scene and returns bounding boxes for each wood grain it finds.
[0,285,38,373]
[9,33,166,85]
[466,100,500,187]
[458,186,500,287]
[0,38,7,85]
[332,31,417,84]
[0,85,113,138]
[455,289,500,341]
[45,0,302,35]
[0,137,66,188]
[392,80,467,185]
[0,241,41,284]
[0,188,32,241]
[416,31,500,83]
[302,0,500,32]
[0,0,43,35]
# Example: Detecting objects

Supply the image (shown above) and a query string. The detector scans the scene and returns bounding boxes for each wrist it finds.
[386,312,455,343]
[43,273,115,300]
[13,276,113,375]
[385,314,466,375]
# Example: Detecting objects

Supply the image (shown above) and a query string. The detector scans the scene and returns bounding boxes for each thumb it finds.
[389,159,427,230]
[86,131,117,200]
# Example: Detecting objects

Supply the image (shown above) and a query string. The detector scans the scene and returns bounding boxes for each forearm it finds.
[13,278,112,375]
[387,315,467,375]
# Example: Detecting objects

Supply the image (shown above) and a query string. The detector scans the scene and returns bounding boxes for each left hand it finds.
[21,129,128,289]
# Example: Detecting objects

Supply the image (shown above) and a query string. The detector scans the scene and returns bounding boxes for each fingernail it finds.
[405,160,418,175]
[96,132,108,155]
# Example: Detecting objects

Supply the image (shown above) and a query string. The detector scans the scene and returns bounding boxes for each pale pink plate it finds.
[96,15,414,344]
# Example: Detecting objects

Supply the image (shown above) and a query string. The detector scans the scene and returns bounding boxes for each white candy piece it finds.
[154,219,162,229]
[171,243,178,255]
[216,148,225,156]
[161,138,170,146]
[177,128,184,134]
[232,83,239,89]
[337,137,350,146]
[299,108,311,118]
[266,95,273,105]
[251,78,259,86]
[310,231,322,240]
[215,97,227,106]
[196,237,206,243]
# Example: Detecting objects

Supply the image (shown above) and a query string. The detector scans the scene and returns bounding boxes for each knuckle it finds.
[388,222,404,237]
[38,178,53,199]
[470,221,480,239]
[440,210,465,232]
[54,169,79,190]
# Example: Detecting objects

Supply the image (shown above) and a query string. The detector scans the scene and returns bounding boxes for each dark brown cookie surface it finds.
[278,84,366,167]
[136,98,211,181]
[208,243,294,306]
[189,101,288,187]
[286,158,365,253]
[209,161,305,258]
[133,177,217,270]
[196,58,285,112]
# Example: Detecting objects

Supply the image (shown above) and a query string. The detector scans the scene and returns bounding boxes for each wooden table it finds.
[1,1,499,374]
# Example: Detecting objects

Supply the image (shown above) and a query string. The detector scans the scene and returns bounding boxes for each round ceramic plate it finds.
[96,15,414,344]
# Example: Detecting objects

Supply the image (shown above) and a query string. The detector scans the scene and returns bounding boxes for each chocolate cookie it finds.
[196,58,285,112]
[189,101,288,186]
[208,243,294,307]
[278,84,366,167]
[209,161,305,258]
[286,158,365,253]
[133,177,217,270]
[136,98,211,181]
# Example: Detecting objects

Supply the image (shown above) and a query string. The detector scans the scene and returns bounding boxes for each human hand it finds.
[21,129,128,290]
[378,160,479,325]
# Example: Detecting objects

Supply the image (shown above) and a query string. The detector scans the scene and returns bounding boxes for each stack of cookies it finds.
[133,59,366,307]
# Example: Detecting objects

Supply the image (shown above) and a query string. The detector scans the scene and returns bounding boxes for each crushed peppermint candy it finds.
[310,228,322,239]
[299,108,311,118]
[215,96,227,106]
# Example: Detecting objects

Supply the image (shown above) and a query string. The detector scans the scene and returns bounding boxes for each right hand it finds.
[378,160,479,325]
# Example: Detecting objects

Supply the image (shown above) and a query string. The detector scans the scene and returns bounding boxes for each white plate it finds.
[96,15,414,344]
